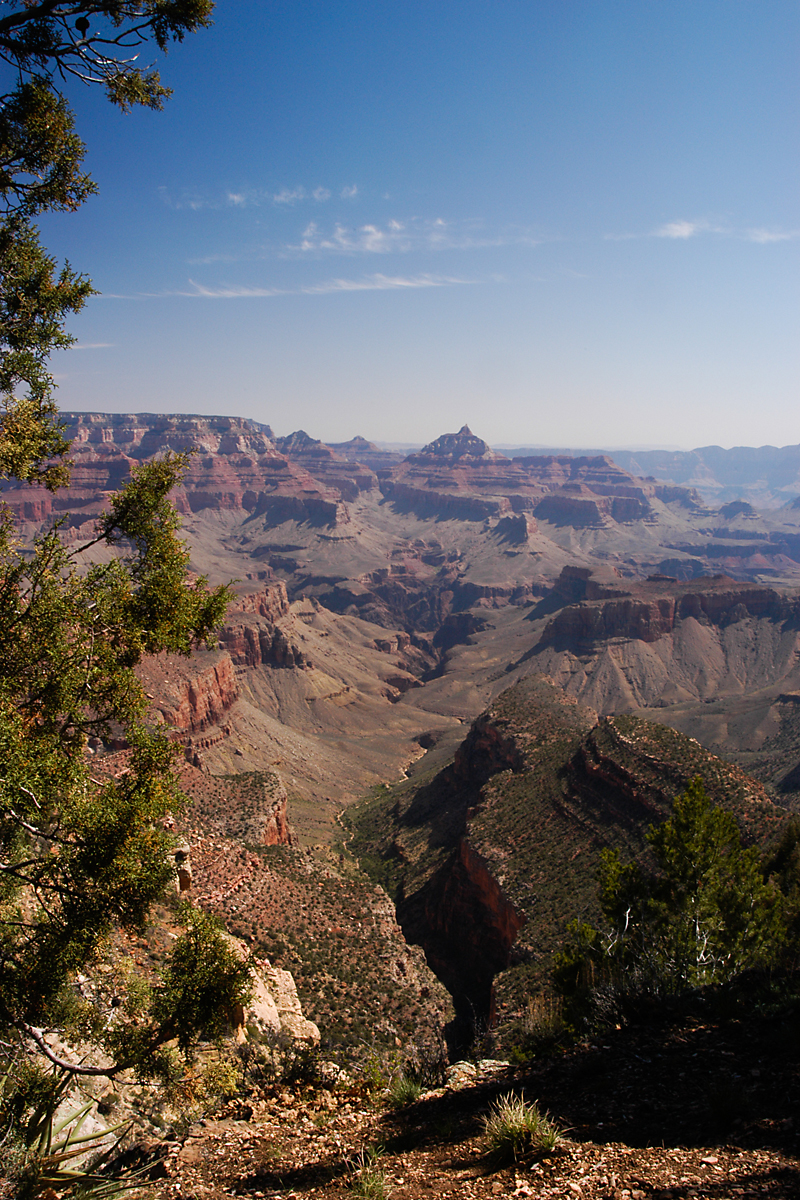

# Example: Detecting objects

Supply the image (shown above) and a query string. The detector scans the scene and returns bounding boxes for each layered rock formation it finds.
[223,933,321,1045]
[6,409,800,822]
[353,674,784,1049]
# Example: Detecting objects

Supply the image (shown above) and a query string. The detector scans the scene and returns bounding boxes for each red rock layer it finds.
[538,576,792,650]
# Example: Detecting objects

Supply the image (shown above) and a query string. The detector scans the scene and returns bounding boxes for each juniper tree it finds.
[0,0,253,1101]
[555,780,782,1017]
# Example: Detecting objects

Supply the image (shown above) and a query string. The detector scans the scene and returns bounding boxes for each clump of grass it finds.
[482,1092,559,1162]
[508,993,568,1063]
[387,1073,422,1108]
[347,1145,389,1199]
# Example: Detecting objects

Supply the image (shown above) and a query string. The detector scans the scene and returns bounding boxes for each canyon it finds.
[6,410,800,1048]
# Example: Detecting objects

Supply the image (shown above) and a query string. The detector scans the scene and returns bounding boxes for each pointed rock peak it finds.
[276,429,321,450]
[336,436,379,451]
[275,429,340,457]
[416,426,506,461]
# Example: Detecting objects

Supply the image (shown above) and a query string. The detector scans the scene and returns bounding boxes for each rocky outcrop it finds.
[274,430,378,500]
[380,479,512,521]
[452,712,525,784]
[228,581,291,622]
[493,513,538,543]
[539,596,678,648]
[327,436,404,470]
[411,425,507,462]
[224,936,320,1045]
[219,622,311,669]
[143,653,239,735]
[183,768,294,849]
[534,491,607,526]
[536,575,793,652]
[260,964,321,1044]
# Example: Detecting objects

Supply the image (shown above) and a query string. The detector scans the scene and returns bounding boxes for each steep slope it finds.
[134,580,459,835]
[350,675,785,1048]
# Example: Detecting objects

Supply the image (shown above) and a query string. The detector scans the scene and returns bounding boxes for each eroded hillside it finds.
[7,411,800,817]
[349,675,786,1048]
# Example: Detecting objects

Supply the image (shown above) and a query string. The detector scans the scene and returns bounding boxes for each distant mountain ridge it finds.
[491,443,800,509]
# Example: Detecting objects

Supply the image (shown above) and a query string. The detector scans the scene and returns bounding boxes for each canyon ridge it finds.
[6,410,800,1049]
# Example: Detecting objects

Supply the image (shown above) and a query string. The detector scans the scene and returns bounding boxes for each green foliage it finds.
[386,1074,422,1108]
[0,5,214,486]
[347,1146,389,1200]
[555,780,784,1024]
[506,994,567,1064]
[0,0,247,1167]
[0,78,95,219]
[763,816,800,965]
[0,4,214,114]
[482,1093,559,1162]
[0,450,233,1069]
[0,216,92,486]
[0,1065,139,1200]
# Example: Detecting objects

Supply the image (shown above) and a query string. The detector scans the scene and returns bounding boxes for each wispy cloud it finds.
[272,186,307,205]
[287,216,542,257]
[160,187,214,211]
[606,218,798,244]
[745,227,800,244]
[656,219,708,239]
[169,273,471,299]
[340,184,358,199]
[160,183,345,210]
[304,273,467,294]
[69,342,114,350]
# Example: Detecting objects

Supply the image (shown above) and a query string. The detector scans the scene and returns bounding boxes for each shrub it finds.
[387,1074,422,1108]
[555,779,784,1028]
[508,994,567,1063]
[347,1145,389,1199]
[483,1092,559,1161]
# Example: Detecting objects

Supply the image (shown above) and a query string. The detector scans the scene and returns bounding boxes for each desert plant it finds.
[0,1066,140,1200]
[358,1049,394,1097]
[555,779,784,1028]
[482,1092,559,1162]
[347,1145,389,1200]
[281,1042,325,1091]
[404,1023,448,1088]
[387,1074,422,1109]
[508,993,567,1063]
[198,1057,244,1104]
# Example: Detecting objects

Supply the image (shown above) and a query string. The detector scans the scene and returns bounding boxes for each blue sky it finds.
[32,0,799,448]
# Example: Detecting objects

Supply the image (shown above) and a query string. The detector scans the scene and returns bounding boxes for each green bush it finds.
[482,1093,559,1161]
[555,779,786,1026]
[387,1074,422,1108]
[347,1146,389,1199]
[507,994,567,1063]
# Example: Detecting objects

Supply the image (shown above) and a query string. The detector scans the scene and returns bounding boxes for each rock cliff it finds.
[353,675,783,1049]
